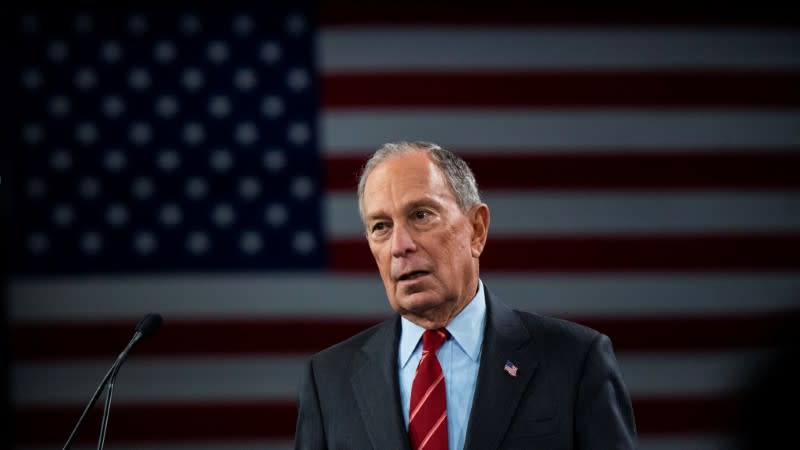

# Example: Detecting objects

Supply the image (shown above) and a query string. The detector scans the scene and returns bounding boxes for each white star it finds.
[187,231,210,254]
[259,41,281,64]
[52,204,75,226]
[180,14,202,35]
[79,177,100,198]
[22,123,45,145]
[154,40,177,63]
[21,68,43,90]
[131,176,154,199]
[129,68,151,90]
[262,149,286,172]
[102,95,125,117]
[19,14,40,34]
[49,95,71,117]
[207,41,229,64]
[291,176,314,200]
[286,13,307,36]
[74,68,97,90]
[210,149,234,172]
[27,232,48,255]
[105,149,127,172]
[128,13,148,35]
[208,95,231,118]
[261,96,284,118]
[185,177,207,199]
[234,68,257,91]
[293,231,316,255]
[76,122,98,146]
[158,149,180,171]
[50,149,72,171]
[26,178,46,198]
[233,14,254,35]
[265,204,288,227]
[81,232,103,254]
[106,204,129,227]
[288,122,310,146]
[183,122,205,146]
[47,40,69,62]
[155,95,179,118]
[100,41,122,63]
[182,68,204,91]
[212,204,235,227]
[74,13,93,34]
[287,68,309,92]
[134,231,157,254]
[159,204,182,227]
[238,177,261,200]
[234,122,258,146]
[240,231,263,254]
[129,122,153,145]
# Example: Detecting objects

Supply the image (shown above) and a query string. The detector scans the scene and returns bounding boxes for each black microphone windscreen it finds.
[135,313,163,338]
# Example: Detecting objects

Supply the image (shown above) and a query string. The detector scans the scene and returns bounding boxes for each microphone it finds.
[62,313,163,450]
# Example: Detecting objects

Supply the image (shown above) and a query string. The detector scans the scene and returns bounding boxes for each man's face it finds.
[361,151,488,328]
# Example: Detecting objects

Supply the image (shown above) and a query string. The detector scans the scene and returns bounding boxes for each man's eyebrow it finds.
[405,199,440,212]
[365,210,389,222]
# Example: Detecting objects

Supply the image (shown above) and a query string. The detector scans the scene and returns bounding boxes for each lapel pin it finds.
[503,360,518,377]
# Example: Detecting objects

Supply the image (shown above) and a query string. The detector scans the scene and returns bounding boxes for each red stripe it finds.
[330,234,800,272]
[12,312,799,360]
[320,4,800,26]
[323,71,800,108]
[11,395,746,445]
[325,152,800,191]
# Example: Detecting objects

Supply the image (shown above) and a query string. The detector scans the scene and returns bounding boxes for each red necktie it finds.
[408,329,449,450]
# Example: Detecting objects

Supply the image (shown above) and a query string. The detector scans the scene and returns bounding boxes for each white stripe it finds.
[321,28,800,70]
[12,356,306,404]
[11,351,769,405]
[620,351,771,396]
[322,110,800,152]
[409,373,445,422]
[327,191,800,238]
[9,273,800,320]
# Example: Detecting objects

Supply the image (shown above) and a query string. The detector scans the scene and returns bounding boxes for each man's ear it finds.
[469,203,490,257]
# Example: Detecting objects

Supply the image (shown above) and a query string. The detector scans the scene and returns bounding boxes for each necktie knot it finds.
[422,329,448,353]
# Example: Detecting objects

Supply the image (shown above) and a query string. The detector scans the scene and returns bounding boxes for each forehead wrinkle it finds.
[362,152,454,221]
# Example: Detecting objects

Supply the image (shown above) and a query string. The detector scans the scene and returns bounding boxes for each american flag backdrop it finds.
[6,2,800,449]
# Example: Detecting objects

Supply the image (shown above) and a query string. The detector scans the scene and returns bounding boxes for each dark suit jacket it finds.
[294,288,637,449]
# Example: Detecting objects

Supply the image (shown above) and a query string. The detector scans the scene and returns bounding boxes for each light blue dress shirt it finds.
[399,280,486,450]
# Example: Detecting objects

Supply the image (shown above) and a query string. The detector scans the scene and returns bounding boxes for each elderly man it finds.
[294,141,637,450]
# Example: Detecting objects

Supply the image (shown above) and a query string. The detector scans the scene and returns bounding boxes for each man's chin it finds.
[395,291,444,315]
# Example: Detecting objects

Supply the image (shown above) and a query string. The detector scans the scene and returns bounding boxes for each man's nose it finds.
[391,222,416,257]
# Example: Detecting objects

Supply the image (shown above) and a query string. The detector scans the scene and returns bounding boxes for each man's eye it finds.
[373,222,386,232]
[414,211,429,220]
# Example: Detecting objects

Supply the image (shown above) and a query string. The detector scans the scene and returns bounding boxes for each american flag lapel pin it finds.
[503,360,518,377]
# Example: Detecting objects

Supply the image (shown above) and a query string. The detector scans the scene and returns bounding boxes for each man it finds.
[294,141,637,449]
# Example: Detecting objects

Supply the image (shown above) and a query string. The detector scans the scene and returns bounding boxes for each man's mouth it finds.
[398,271,429,281]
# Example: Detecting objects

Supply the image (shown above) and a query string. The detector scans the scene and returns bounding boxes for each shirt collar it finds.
[399,279,487,368]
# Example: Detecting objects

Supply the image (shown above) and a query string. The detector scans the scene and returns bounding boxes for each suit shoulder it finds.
[309,318,394,364]
[514,308,606,347]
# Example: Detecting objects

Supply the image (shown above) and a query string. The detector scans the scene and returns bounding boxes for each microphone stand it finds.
[96,331,140,450]
[62,310,162,450]
[62,331,142,450]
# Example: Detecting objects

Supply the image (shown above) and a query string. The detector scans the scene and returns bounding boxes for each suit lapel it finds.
[464,290,538,450]
[351,317,411,450]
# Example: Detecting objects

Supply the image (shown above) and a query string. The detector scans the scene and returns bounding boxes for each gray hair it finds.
[357,141,481,221]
